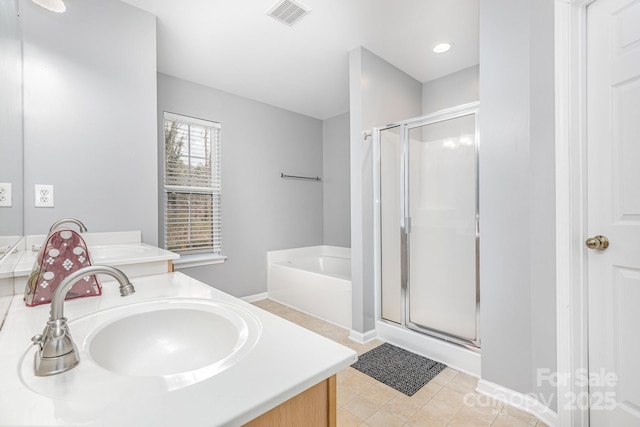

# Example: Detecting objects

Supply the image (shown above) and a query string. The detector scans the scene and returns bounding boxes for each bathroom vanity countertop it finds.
[0,249,22,280]
[13,232,179,278]
[0,296,12,329]
[0,272,357,426]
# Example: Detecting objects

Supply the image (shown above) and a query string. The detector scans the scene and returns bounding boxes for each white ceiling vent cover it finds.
[266,0,310,26]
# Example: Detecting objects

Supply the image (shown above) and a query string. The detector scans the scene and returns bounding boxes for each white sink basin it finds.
[89,302,254,377]
[19,298,262,401]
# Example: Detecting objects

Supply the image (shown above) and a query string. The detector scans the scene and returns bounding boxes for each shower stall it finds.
[374,102,480,350]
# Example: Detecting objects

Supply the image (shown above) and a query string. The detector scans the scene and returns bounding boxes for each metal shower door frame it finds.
[374,102,481,350]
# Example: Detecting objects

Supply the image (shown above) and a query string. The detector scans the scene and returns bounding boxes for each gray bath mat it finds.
[351,343,446,396]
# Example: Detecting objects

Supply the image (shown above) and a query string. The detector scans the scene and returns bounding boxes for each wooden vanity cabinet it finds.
[244,375,336,427]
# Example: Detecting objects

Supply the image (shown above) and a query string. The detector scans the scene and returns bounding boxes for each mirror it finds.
[10,2,477,245]
[0,0,24,250]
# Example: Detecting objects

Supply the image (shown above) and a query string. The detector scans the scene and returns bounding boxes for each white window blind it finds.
[163,112,222,256]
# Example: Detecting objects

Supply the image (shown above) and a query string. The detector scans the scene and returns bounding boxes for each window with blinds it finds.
[163,112,222,256]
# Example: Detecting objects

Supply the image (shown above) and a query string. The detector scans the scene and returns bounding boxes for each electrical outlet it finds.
[0,183,12,207]
[35,184,54,208]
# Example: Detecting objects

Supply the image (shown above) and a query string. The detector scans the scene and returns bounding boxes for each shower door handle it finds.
[400,219,409,291]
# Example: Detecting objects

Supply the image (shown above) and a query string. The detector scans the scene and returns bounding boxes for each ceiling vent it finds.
[266,0,310,26]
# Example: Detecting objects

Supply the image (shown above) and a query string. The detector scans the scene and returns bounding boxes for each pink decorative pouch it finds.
[24,229,101,307]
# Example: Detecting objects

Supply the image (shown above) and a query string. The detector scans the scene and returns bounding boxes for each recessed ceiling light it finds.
[31,0,66,13]
[433,42,453,54]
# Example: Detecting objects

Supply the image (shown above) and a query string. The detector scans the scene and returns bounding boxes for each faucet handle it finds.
[31,334,44,346]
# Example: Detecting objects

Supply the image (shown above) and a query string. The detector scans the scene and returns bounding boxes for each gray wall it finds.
[479,0,556,409]
[529,0,557,409]
[322,112,350,247]
[422,65,479,115]
[480,0,532,399]
[349,46,422,334]
[158,73,324,298]
[21,0,158,243]
[0,0,23,236]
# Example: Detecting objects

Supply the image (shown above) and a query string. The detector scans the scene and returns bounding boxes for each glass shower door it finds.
[406,113,478,343]
[379,126,402,324]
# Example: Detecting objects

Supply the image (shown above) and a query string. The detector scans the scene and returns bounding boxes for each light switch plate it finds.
[35,184,54,208]
[0,183,11,207]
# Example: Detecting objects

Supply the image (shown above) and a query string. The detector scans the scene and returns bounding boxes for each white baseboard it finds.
[476,379,558,427]
[349,329,377,344]
[241,292,268,303]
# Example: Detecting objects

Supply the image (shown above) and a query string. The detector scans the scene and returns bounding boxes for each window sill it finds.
[173,254,227,270]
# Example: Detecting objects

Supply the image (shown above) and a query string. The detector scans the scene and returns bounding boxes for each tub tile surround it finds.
[0,273,357,425]
[254,299,549,427]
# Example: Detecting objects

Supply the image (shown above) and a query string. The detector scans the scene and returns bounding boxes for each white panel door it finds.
[587,0,640,425]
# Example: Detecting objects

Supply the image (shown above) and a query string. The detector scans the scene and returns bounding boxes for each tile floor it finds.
[253,299,549,427]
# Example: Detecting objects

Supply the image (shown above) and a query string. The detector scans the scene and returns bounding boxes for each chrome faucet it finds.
[31,265,135,376]
[48,218,88,233]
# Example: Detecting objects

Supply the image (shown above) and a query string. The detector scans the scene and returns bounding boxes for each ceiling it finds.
[120,0,479,120]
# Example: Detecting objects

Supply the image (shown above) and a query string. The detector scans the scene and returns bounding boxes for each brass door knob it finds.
[585,235,609,250]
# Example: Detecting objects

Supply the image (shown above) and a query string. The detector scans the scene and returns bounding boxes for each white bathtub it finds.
[267,246,351,329]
